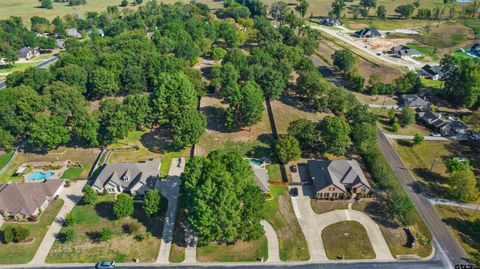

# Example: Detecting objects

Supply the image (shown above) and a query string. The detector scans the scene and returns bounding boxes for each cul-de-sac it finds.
[0,0,479,268]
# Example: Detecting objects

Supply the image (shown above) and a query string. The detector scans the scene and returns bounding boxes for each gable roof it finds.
[308,160,371,193]
[422,64,443,77]
[391,45,421,57]
[401,94,429,107]
[354,28,381,38]
[321,17,340,25]
[91,159,160,192]
[18,47,36,58]
[0,179,64,217]
[419,109,441,123]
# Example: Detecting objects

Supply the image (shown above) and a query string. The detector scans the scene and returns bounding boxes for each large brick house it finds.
[307,160,372,200]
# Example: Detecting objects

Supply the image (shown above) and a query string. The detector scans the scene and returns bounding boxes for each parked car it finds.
[290,165,297,173]
[289,187,298,197]
[95,261,115,269]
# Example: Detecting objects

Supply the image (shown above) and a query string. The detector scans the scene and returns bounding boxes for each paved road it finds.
[155,158,185,263]
[0,56,58,89]
[377,130,470,267]
[384,134,449,141]
[310,25,422,70]
[30,180,86,264]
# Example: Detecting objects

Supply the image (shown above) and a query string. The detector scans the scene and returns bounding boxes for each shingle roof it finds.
[0,179,64,217]
[18,47,35,58]
[401,94,429,107]
[91,159,160,192]
[308,160,371,193]
[391,45,421,57]
[422,64,443,77]
[354,28,381,38]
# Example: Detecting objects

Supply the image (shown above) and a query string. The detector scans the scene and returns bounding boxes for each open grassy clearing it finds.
[60,167,83,180]
[0,199,64,264]
[264,186,309,261]
[197,237,268,262]
[352,200,433,258]
[393,139,480,200]
[310,200,348,214]
[196,95,273,158]
[322,221,375,260]
[270,98,327,134]
[421,78,443,90]
[266,164,282,182]
[47,195,166,263]
[435,205,480,265]
[0,147,100,183]
[107,130,190,177]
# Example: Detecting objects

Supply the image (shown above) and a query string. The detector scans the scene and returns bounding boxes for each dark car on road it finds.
[289,187,298,197]
[95,261,115,269]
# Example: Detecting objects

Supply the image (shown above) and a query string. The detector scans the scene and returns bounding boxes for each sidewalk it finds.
[261,220,280,263]
[29,180,86,264]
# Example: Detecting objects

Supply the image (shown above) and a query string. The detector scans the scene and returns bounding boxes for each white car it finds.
[95,261,115,269]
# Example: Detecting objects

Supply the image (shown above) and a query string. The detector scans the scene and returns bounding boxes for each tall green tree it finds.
[440,56,480,108]
[295,0,310,18]
[41,0,53,9]
[287,119,319,152]
[224,81,265,130]
[28,115,70,151]
[89,67,119,98]
[171,110,207,149]
[399,107,415,127]
[181,151,265,245]
[83,186,98,205]
[445,158,471,173]
[395,4,415,18]
[319,116,351,155]
[447,169,478,202]
[113,193,134,219]
[360,0,377,11]
[385,191,416,226]
[330,0,346,18]
[275,134,302,163]
[376,5,386,19]
[332,50,357,74]
[143,190,161,218]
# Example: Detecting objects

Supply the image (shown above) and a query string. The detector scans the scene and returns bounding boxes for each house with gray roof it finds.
[390,45,421,58]
[87,29,105,37]
[470,43,480,56]
[400,94,430,109]
[321,17,341,26]
[65,28,81,38]
[0,179,64,221]
[307,160,371,200]
[18,47,40,60]
[353,28,381,38]
[419,64,444,80]
[90,159,161,195]
[418,110,468,136]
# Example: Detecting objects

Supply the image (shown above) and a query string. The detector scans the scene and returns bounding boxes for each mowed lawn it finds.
[0,150,13,171]
[435,205,480,265]
[322,221,375,260]
[264,186,309,261]
[47,195,166,263]
[270,98,327,134]
[0,199,64,264]
[197,237,268,262]
[0,147,100,183]
[370,108,431,136]
[107,130,190,177]
[196,95,274,158]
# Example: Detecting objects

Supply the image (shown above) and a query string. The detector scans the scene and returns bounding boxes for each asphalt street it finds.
[0,56,58,89]
[377,130,470,267]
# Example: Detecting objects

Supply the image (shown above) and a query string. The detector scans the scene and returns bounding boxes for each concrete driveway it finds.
[155,158,185,263]
[290,185,394,262]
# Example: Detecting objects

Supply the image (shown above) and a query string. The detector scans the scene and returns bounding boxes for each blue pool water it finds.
[28,172,54,181]
[249,159,264,166]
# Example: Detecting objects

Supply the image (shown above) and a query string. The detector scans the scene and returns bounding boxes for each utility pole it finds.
[379,96,387,113]
[430,155,438,171]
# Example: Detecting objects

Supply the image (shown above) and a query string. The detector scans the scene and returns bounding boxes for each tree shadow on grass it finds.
[441,217,480,251]
[246,134,275,160]
[362,200,400,229]
[278,94,318,114]
[200,105,232,133]
[94,201,115,221]
[397,139,414,147]
[130,197,168,239]
[140,129,176,154]
[413,167,446,184]
[86,231,101,243]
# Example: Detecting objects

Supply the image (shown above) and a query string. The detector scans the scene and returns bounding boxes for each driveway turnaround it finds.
[260,220,280,263]
[290,186,393,262]
[156,158,185,264]
[30,180,86,264]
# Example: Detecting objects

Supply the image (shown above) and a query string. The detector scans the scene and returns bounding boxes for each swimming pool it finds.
[249,159,264,166]
[28,172,54,181]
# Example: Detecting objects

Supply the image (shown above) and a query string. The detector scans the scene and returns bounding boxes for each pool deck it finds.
[24,166,68,182]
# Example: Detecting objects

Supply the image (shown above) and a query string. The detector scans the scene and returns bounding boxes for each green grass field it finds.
[322,221,376,260]
[197,237,268,262]
[0,151,13,171]
[0,199,64,264]
[60,167,83,180]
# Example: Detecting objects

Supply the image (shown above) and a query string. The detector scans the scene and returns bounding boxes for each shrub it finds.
[83,186,98,205]
[64,213,76,227]
[62,228,75,243]
[392,122,400,132]
[13,226,30,242]
[100,228,113,242]
[113,193,134,219]
[2,227,15,243]
[211,47,227,60]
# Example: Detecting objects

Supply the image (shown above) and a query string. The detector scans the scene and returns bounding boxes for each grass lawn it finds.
[197,237,268,262]
[310,200,348,214]
[266,164,282,182]
[0,147,100,183]
[406,43,438,60]
[371,108,430,136]
[47,195,166,263]
[421,78,443,90]
[322,221,376,260]
[107,130,190,177]
[0,150,13,171]
[435,205,480,265]
[196,95,274,159]
[392,139,480,199]
[343,18,436,30]
[0,199,64,264]
[352,200,433,258]
[60,167,83,180]
[452,50,475,59]
[264,186,309,261]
